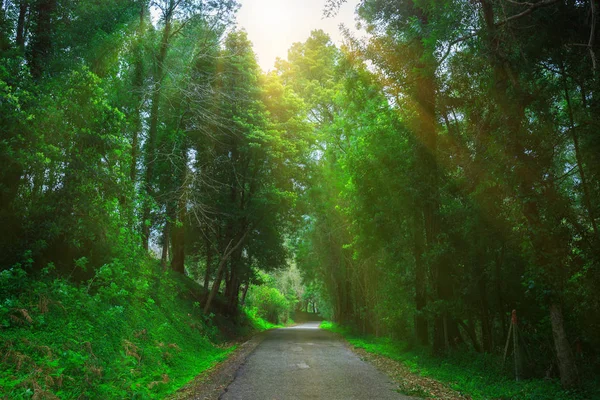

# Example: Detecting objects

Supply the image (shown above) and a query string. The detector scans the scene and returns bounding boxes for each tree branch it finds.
[439,0,561,64]
[497,0,561,27]
[588,0,597,71]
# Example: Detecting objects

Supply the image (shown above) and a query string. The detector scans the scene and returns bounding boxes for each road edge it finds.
[168,330,272,400]
[319,323,469,400]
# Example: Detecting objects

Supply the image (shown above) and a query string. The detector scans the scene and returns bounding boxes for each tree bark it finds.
[550,303,579,387]
[171,185,188,275]
[458,319,482,353]
[30,0,56,79]
[130,3,146,184]
[203,234,213,290]
[476,241,493,352]
[0,4,7,52]
[203,228,250,315]
[411,6,444,353]
[225,246,244,312]
[203,257,227,315]
[560,64,597,237]
[240,281,249,306]
[161,220,170,267]
[413,210,429,345]
[496,244,507,343]
[15,0,28,51]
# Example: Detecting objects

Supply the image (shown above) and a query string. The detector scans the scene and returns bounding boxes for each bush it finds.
[246,285,290,325]
[243,306,280,331]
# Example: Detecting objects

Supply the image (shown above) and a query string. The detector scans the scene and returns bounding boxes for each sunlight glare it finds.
[236,0,361,71]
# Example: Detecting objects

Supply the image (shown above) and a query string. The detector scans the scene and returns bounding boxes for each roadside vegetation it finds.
[321,322,599,400]
[295,0,600,396]
[0,256,288,399]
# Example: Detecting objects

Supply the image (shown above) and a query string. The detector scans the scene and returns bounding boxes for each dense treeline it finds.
[294,0,600,390]
[0,0,309,314]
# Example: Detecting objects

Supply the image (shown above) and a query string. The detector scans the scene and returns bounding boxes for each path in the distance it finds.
[220,322,412,400]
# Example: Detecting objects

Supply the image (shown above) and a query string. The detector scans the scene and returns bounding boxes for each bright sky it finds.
[236,0,361,71]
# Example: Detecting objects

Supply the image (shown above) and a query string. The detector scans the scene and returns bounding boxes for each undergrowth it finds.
[320,321,599,400]
[0,258,270,399]
[243,306,283,331]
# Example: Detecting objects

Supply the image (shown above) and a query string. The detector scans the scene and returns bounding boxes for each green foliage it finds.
[242,306,281,331]
[246,285,290,325]
[245,268,304,325]
[0,258,238,399]
[292,0,600,391]
[321,322,599,400]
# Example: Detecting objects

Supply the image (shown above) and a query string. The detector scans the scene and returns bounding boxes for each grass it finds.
[242,306,283,332]
[320,321,599,400]
[0,260,274,399]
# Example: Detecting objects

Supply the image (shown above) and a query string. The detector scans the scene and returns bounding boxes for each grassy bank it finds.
[0,259,274,399]
[320,322,598,400]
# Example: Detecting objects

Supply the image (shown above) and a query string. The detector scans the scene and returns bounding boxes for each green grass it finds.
[320,321,599,400]
[0,260,269,399]
[242,306,283,331]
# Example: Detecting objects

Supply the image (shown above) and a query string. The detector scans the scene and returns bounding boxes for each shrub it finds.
[246,285,290,324]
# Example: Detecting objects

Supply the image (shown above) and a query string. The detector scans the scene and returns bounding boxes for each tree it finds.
[140,0,237,250]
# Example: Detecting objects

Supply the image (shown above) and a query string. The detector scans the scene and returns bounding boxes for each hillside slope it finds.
[0,259,267,399]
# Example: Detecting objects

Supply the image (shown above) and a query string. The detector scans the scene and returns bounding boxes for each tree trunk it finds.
[203,228,250,315]
[30,0,56,79]
[413,210,428,345]
[142,15,171,250]
[171,183,187,274]
[130,3,146,183]
[15,0,28,51]
[240,281,249,306]
[203,257,227,315]
[412,7,442,353]
[496,244,507,342]
[0,159,23,267]
[0,4,8,52]
[458,319,482,353]
[225,247,244,312]
[476,244,493,352]
[161,220,170,267]
[203,235,213,290]
[227,274,241,314]
[549,303,579,388]
[561,65,598,237]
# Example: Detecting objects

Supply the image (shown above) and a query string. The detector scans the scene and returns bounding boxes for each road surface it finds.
[220,322,412,399]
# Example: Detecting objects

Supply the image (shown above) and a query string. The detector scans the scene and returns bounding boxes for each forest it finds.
[1,0,599,398]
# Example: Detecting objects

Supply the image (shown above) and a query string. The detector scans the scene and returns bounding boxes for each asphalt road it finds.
[220,322,412,400]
